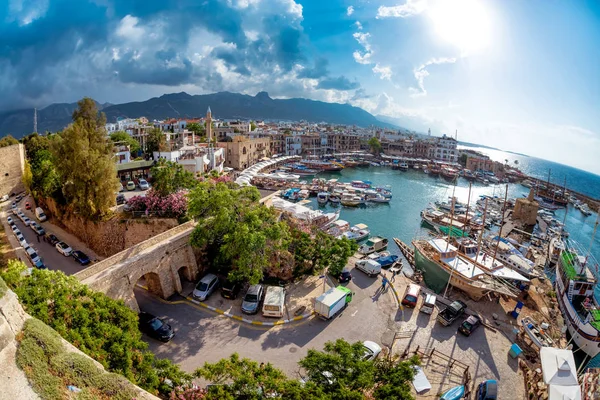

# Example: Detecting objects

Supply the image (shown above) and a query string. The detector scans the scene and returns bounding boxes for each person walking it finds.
[390,269,396,283]
[381,274,388,291]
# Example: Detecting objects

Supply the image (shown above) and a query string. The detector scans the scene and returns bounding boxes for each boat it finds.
[375,185,393,198]
[440,385,465,400]
[554,239,600,361]
[301,160,344,172]
[521,316,554,348]
[486,236,539,278]
[341,193,363,207]
[399,162,409,171]
[317,192,329,204]
[441,167,459,181]
[329,194,340,205]
[549,236,565,265]
[413,238,523,300]
[375,254,399,268]
[298,189,309,199]
[462,169,476,181]
[368,194,391,204]
[521,180,534,188]
[359,236,389,255]
[341,223,370,242]
[430,166,441,176]
[350,180,372,189]
[326,220,350,237]
[578,203,593,216]
[285,164,320,177]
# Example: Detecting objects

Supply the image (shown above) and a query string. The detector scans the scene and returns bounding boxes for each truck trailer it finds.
[314,286,353,320]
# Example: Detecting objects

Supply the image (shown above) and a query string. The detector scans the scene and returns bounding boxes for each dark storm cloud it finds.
[317,76,360,91]
[297,58,328,79]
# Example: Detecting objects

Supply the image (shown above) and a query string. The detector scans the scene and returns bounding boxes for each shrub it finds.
[0,274,7,298]
[127,189,188,218]
[50,352,103,387]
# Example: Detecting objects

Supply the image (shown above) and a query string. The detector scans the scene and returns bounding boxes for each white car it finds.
[10,225,19,233]
[55,241,72,256]
[7,216,14,225]
[22,217,32,226]
[16,233,28,248]
[362,341,382,361]
[12,207,19,215]
[138,179,150,190]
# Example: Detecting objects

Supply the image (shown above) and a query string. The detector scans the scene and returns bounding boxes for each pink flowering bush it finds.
[126,189,188,218]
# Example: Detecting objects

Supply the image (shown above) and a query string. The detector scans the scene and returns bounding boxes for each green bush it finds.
[89,373,138,400]
[50,352,103,387]
[0,275,8,299]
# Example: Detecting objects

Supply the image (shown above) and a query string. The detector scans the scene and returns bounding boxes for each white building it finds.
[153,145,224,174]
[428,134,458,163]
[285,134,302,156]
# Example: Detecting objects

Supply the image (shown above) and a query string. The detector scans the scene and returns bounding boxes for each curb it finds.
[387,279,403,310]
[187,296,315,326]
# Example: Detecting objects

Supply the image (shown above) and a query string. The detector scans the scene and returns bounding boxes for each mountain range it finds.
[0,91,398,138]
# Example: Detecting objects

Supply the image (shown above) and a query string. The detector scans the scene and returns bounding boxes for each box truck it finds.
[314,286,353,320]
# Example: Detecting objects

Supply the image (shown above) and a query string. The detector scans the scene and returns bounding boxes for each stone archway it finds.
[177,266,192,283]
[143,272,165,298]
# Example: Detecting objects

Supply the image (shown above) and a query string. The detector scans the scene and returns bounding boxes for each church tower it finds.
[206,106,212,143]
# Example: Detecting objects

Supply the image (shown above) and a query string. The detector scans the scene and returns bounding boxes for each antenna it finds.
[34,108,37,133]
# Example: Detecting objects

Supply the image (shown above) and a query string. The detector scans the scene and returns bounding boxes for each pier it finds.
[393,237,415,267]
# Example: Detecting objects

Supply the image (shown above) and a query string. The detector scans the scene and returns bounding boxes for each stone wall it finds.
[0,144,25,197]
[41,197,179,257]
[0,288,159,400]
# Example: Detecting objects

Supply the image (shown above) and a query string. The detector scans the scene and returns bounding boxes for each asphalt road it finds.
[6,210,86,275]
[136,270,399,377]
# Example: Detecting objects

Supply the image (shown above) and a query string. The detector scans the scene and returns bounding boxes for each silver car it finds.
[192,274,219,301]
[241,284,264,315]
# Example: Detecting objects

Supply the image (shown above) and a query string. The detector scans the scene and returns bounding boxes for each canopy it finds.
[540,347,579,386]
[548,384,581,400]
[439,226,468,237]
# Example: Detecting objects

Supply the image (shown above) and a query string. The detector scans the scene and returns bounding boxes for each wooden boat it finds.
[341,193,362,207]
[317,192,329,204]
[521,316,554,348]
[440,385,465,400]
[341,223,370,242]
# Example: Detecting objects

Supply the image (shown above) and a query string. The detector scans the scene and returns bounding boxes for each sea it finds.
[305,146,600,297]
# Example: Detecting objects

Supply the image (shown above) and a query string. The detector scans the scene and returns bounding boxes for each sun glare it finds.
[428,0,492,54]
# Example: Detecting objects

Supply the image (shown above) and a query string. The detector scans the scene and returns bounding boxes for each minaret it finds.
[206,106,212,143]
[428,128,431,136]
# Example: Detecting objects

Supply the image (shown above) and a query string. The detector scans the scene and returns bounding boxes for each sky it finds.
[1,0,599,174]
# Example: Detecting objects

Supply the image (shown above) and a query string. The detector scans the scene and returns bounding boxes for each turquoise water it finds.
[306,167,600,281]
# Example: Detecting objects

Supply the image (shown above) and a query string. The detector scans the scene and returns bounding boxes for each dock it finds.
[393,237,415,267]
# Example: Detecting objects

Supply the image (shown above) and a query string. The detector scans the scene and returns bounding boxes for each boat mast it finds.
[493,184,509,261]
[583,212,600,270]
[475,197,489,263]
[445,181,458,252]
[465,182,472,232]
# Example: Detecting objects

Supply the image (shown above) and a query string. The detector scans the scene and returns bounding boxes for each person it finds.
[390,269,396,283]
[381,274,388,290]
[36,235,40,243]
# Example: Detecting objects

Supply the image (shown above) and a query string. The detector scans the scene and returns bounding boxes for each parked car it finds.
[10,225,19,233]
[35,207,47,222]
[45,233,59,245]
[362,341,382,361]
[30,222,45,236]
[116,193,126,205]
[138,312,175,342]
[475,380,498,400]
[192,273,219,301]
[15,195,22,202]
[126,181,136,191]
[401,284,421,308]
[241,284,264,314]
[55,241,73,256]
[72,250,91,266]
[16,233,28,248]
[458,315,482,336]
[12,207,19,215]
[25,201,31,210]
[338,268,352,283]
[21,217,31,226]
[138,179,150,190]
[7,216,13,225]
[221,280,242,299]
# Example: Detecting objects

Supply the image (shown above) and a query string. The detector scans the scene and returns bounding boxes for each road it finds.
[136,270,399,377]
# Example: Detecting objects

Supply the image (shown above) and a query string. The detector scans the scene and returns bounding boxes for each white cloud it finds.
[409,57,456,97]
[377,0,428,19]
[347,6,354,16]
[352,32,373,65]
[8,0,49,26]
[116,15,145,41]
[355,21,363,30]
[372,63,392,80]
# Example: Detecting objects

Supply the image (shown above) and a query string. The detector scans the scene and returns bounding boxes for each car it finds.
[7,216,13,225]
[21,217,31,226]
[12,207,18,215]
[30,222,45,236]
[192,273,219,301]
[338,268,352,283]
[15,195,22,202]
[138,179,150,190]
[116,193,126,205]
[126,181,136,191]
[25,201,31,210]
[10,225,19,233]
[221,280,242,299]
[45,233,59,245]
[17,211,24,219]
[55,241,73,256]
[16,233,28,248]
[138,312,175,342]
[458,315,482,336]
[362,341,382,361]
[241,284,264,314]
[11,202,16,209]
[72,250,91,266]
[475,380,498,400]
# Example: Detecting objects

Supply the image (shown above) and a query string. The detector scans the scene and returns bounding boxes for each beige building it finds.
[466,156,505,177]
[327,133,360,153]
[513,189,539,226]
[219,136,272,170]
[0,144,25,196]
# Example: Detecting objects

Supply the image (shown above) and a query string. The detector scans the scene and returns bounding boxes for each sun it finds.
[428,0,492,54]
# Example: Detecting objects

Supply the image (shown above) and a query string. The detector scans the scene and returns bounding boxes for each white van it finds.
[35,207,47,222]
[420,293,437,315]
[262,286,285,318]
[355,259,382,277]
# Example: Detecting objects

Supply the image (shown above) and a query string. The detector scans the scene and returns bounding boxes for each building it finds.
[327,133,360,153]
[301,134,322,156]
[214,126,235,141]
[219,136,272,170]
[513,189,539,226]
[413,140,431,158]
[285,135,302,156]
[113,145,132,164]
[428,134,458,162]
[466,156,505,177]
[229,121,251,134]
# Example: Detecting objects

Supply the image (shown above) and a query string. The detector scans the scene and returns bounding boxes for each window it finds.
[242,147,246,155]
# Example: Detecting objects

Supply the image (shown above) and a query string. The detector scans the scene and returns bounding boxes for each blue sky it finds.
[1,0,599,174]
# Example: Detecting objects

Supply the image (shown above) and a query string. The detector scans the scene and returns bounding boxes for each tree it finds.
[0,134,19,147]
[0,261,192,397]
[368,137,382,155]
[51,98,119,219]
[291,228,357,277]
[188,182,290,283]
[459,153,468,167]
[147,127,168,154]
[110,130,141,154]
[151,158,197,197]
[373,355,420,400]
[250,121,257,131]
[22,133,51,160]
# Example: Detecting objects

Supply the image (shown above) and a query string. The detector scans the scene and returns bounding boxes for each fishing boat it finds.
[298,189,309,199]
[341,193,363,207]
[462,169,477,181]
[429,166,441,176]
[549,236,565,265]
[413,238,523,300]
[440,385,465,400]
[341,223,370,242]
[317,192,329,204]
[351,180,372,189]
[359,236,389,255]
[368,194,391,204]
[301,160,344,172]
[375,185,393,198]
[441,167,459,181]
[374,254,399,268]
[555,238,600,362]
[326,220,350,237]
[521,316,554,348]
[399,162,409,171]
[329,194,341,205]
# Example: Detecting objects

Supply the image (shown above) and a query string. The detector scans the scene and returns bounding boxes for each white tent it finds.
[540,347,581,400]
